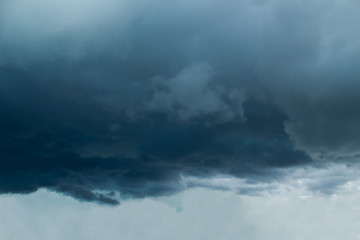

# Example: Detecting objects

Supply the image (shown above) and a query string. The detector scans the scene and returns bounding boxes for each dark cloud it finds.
[1,0,359,203]
[0,65,308,203]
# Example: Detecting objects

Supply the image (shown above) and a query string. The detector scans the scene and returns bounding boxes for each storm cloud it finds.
[1,0,360,203]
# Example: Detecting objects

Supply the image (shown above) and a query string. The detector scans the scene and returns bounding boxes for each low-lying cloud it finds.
[1,0,360,203]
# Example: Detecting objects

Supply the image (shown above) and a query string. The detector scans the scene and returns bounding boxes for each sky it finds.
[1,0,360,238]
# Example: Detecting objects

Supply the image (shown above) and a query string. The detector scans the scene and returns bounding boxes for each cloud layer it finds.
[1,0,360,203]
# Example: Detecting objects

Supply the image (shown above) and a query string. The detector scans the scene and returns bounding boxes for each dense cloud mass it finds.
[1,0,360,203]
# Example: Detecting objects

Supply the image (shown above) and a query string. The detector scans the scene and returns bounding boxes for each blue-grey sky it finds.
[1,0,360,238]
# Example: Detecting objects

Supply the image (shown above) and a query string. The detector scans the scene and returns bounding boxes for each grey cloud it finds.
[1,0,360,203]
[54,184,120,205]
[147,63,246,122]
[250,0,360,160]
[0,67,308,203]
[0,0,133,65]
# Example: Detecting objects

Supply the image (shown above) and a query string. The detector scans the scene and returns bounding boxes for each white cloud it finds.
[181,163,360,197]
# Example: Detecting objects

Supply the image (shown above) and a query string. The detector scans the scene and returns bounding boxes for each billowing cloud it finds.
[1,0,360,203]
[147,63,246,121]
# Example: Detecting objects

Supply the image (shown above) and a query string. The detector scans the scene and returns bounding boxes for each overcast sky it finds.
[2,164,360,240]
[1,0,360,238]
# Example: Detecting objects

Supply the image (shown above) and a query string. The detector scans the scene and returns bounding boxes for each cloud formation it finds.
[147,63,246,121]
[1,0,360,203]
